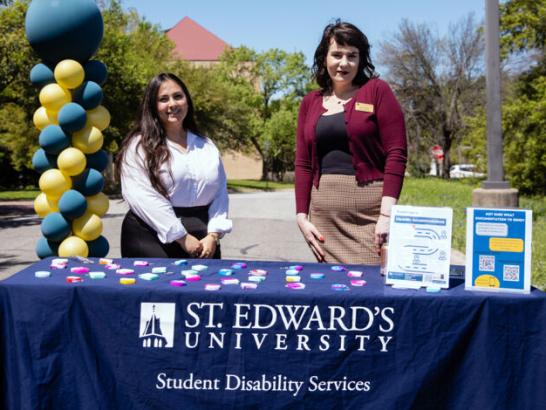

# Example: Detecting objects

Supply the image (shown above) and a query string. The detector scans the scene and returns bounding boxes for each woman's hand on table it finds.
[297,213,325,262]
[199,233,218,259]
[176,234,203,257]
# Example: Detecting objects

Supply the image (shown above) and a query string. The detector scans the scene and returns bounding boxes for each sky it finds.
[122,0,486,68]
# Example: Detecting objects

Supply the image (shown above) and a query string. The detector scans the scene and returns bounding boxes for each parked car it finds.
[449,164,485,178]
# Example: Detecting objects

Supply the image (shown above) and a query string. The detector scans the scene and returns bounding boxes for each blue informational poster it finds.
[465,208,532,294]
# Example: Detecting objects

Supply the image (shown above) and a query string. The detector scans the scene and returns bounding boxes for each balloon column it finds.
[26,0,110,258]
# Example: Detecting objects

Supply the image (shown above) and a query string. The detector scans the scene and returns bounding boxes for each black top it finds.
[315,112,355,175]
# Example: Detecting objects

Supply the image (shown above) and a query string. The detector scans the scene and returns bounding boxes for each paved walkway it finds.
[0,191,465,280]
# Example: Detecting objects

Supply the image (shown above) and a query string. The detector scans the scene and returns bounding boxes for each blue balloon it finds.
[39,125,70,155]
[30,63,54,87]
[73,168,104,196]
[73,81,103,110]
[36,236,60,259]
[25,0,103,65]
[32,148,57,173]
[87,235,109,257]
[86,150,108,172]
[41,212,71,241]
[58,189,87,219]
[83,60,107,85]
[58,102,87,132]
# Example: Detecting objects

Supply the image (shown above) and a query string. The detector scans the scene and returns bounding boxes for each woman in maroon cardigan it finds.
[295,21,407,264]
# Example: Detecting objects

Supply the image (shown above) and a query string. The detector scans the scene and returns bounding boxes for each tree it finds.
[500,0,546,54]
[0,0,41,187]
[378,14,484,177]
[95,1,175,151]
[262,103,299,181]
[174,61,255,153]
[218,46,310,180]
[500,0,546,194]
[463,0,546,194]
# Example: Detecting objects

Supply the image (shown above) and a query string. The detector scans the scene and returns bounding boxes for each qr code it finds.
[479,255,495,272]
[503,265,520,282]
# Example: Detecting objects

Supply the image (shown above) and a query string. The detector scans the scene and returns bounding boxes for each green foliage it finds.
[96,1,175,150]
[462,78,546,195]
[501,1,546,195]
[175,62,255,152]
[460,108,487,172]
[0,103,36,170]
[219,46,310,180]
[503,76,546,194]
[500,0,546,53]
[520,194,546,290]
[262,105,298,180]
[0,1,41,186]
[464,0,546,195]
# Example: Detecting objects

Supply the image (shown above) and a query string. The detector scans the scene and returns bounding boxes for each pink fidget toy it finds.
[70,267,89,274]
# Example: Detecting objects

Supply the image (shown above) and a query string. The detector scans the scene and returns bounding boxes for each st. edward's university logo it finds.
[139,303,176,348]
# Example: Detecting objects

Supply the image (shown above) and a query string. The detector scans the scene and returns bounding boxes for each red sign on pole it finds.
[431,145,444,160]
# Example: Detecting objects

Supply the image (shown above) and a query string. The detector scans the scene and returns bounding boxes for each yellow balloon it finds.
[33,192,59,218]
[86,192,109,216]
[72,126,103,154]
[39,83,71,112]
[57,147,87,176]
[86,105,110,131]
[58,236,89,257]
[39,169,72,198]
[73,212,103,241]
[54,59,85,89]
[33,106,58,130]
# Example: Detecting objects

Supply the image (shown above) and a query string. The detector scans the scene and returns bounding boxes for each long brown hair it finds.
[115,73,200,197]
[313,20,377,93]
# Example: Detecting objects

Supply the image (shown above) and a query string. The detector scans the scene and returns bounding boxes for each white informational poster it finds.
[465,208,532,294]
[385,205,453,288]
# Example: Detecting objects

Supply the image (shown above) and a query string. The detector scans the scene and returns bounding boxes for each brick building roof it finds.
[166,16,229,61]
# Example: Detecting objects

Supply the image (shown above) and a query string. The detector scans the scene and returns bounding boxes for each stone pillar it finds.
[472,188,518,208]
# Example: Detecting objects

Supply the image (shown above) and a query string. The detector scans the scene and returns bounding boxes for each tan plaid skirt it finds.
[310,174,382,265]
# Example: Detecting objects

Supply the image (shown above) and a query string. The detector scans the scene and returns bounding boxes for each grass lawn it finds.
[227,179,294,192]
[0,188,40,200]
[399,177,546,290]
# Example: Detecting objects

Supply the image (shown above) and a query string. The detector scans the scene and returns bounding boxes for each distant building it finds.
[166,17,229,67]
[166,17,262,179]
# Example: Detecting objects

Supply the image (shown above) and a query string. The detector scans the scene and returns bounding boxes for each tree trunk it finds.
[248,136,268,181]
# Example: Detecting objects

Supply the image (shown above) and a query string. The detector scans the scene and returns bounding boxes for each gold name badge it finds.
[355,102,374,113]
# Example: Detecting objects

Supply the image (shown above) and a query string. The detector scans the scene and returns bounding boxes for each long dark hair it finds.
[115,73,200,197]
[312,20,377,92]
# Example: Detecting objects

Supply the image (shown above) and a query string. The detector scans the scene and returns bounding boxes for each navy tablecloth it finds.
[1,257,545,410]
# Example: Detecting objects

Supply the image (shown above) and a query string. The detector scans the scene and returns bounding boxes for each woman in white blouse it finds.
[115,73,232,258]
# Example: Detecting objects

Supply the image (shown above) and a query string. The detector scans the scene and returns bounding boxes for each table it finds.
[1,257,545,409]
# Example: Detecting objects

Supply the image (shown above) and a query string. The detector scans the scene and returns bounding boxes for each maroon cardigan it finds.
[295,78,408,214]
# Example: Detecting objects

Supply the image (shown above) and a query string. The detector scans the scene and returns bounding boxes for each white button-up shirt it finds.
[120,131,232,244]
